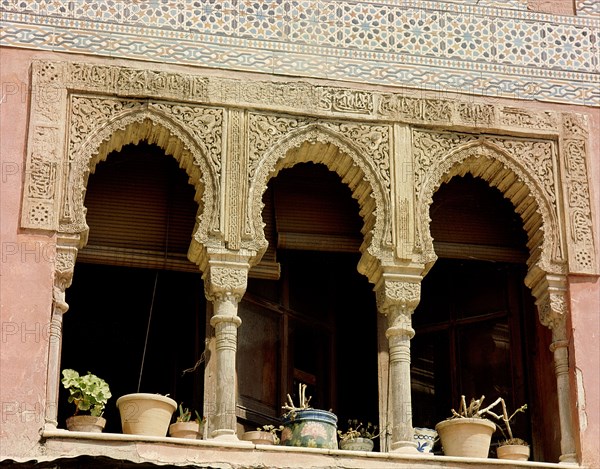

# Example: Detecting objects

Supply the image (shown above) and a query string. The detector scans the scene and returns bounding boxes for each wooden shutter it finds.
[77,144,198,271]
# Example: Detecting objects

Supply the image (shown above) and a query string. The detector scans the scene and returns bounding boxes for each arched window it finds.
[237,163,380,444]
[411,175,560,461]
[60,143,205,433]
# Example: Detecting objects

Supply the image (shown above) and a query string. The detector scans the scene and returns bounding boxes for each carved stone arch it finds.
[247,122,394,280]
[62,102,221,258]
[418,140,564,276]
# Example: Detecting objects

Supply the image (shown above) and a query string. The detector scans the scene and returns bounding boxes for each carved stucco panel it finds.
[245,112,393,265]
[499,107,558,130]
[414,131,564,273]
[538,290,569,331]
[376,280,421,314]
[68,62,209,102]
[21,62,68,230]
[62,95,222,247]
[560,113,597,274]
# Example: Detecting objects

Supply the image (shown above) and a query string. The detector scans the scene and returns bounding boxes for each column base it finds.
[210,428,244,443]
[558,453,578,465]
[390,441,419,453]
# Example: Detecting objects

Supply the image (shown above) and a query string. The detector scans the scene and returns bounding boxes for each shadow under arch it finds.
[248,123,393,281]
[418,140,564,279]
[62,105,219,258]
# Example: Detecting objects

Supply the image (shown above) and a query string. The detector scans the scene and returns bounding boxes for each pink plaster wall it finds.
[1,47,55,459]
[569,107,600,469]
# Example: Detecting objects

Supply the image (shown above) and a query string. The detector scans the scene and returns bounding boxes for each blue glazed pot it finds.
[280,409,338,449]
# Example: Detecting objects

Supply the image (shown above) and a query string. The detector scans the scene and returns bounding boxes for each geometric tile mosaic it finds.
[1,0,598,106]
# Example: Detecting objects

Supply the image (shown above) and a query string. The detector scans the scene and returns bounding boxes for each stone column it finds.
[44,234,79,431]
[203,255,249,441]
[529,270,577,464]
[376,275,421,453]
[550,319,577,464]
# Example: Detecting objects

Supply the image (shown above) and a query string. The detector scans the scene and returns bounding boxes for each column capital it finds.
[526,267,568,333]
[375,277,422,315]
[203,250,252,304]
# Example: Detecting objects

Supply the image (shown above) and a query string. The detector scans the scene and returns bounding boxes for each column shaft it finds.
[386,310,417,452]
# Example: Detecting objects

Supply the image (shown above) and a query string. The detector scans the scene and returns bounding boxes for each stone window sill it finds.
[37,430,575,469]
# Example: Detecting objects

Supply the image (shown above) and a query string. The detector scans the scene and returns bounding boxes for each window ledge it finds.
[37,430,579,469]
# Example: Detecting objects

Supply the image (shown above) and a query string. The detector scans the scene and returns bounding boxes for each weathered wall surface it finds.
[0,48,54,458]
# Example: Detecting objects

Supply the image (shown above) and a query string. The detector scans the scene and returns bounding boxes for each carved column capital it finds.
[203,253,251,305]
[53,233,80,294]
[526,267,568,333]
[376,279,421,316]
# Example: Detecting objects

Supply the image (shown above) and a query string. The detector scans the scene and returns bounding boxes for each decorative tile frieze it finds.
[1,1,598,106]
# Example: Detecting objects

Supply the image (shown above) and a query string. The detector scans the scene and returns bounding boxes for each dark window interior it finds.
[60,143,204,433]
[238,163,380,446]
[411,175,559,461]
[59,147,557,461]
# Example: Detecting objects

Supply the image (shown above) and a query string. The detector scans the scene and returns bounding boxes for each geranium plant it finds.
[61,369,111,417]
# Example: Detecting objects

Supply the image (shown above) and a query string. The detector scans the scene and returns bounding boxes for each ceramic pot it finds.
[497,444,530,461]
[116,393,177,437]
[339,437,374,451]
[66,415,106,432]
[169,421,202,439]
[280,409,338,449]
[241,430,277,445]
[435,418,496,458]
[413,427,437,453]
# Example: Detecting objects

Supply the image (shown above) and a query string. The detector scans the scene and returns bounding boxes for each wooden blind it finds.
[77,144,199,271]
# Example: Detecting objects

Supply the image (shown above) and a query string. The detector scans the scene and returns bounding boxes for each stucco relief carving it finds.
[20,60,597,279]
[61,96,222,250]
[413,131,564,274]
[376,280,421,314]
[378,95,453,123]
[245,112,394,271]
[560,113,596,274]
[209,79,318,110]
[204,266,248,305]
[499,107,558,130]
[68,62,209,102]
[538,291,568,331]
[318,88,374,114]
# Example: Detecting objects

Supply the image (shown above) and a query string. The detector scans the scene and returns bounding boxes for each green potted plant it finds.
[435,395,499,458]
[168,403,205,439]
[61,369,111,432]
[337,419,379,451]
[280,383,338,449]
[241,424,283,445]
[486,400,529,461]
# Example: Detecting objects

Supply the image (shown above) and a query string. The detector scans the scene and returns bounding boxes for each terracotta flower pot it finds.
[435,418,496,458]
[497,443,530,461]
[169,421,202,439]
[66,415,106,433]
[116,393,177,437]
[241,430,277,445]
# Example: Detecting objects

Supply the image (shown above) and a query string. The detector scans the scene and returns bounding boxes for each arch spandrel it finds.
[416,138,565,276]
[245,117,395,280]
[61,97,223,257]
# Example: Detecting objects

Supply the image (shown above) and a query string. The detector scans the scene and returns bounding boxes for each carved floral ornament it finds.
[413,133,596,277]
[244,114,394,272]
[20,60,597,282]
